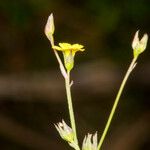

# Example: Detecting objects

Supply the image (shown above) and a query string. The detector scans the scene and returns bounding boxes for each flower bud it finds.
[132,30,148,58]
[44,13,55,44]
[55,120,74,143]
[82,132,98,150]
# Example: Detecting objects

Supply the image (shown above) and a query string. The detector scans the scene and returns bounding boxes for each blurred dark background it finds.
[0,0,150,149]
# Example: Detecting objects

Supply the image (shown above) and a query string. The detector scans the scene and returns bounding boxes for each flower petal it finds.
[59,43,72,49]
[52,45,63,51]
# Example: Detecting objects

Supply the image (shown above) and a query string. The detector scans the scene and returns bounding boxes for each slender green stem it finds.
[98,57,137,150]
[65,71,79,149]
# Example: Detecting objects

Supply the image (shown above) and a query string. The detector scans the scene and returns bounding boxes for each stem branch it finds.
[98,57,137,150]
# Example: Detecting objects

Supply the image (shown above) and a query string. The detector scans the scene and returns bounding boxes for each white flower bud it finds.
[82,132,98,150]
[132,30,148,58]
[55,120,74,143]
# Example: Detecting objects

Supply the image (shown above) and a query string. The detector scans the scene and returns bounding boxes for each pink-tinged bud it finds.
[44,13,55,41]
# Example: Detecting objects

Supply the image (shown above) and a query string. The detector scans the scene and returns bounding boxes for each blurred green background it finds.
[0,0,150,149]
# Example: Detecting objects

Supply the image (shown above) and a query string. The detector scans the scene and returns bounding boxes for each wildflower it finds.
[82,132,98,150]
[55,120,74,143]
[53,43,85,71]
[132,30,148,58]
[44,13,55,45]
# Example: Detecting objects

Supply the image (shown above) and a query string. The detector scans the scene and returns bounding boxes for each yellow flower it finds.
[53,43,84,54]
[53,43,85,71]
